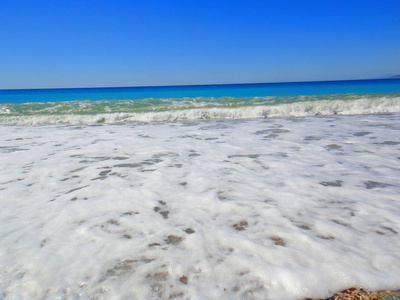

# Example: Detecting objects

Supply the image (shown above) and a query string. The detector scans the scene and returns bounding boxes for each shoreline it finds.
[305,288,400,300]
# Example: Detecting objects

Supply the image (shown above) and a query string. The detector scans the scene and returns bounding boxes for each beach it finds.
[1,113,400,299]
[3,0,400,297]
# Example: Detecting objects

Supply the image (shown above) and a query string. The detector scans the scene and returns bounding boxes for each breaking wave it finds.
[1,94,400,125]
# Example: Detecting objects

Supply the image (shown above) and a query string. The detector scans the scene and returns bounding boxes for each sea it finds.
[1,79,400,299]
[1,79,400,125]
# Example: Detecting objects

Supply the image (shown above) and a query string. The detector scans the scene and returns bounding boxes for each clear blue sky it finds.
[1,0,399,89]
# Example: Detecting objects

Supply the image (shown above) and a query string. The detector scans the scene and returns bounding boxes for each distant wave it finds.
[1,95,400,125]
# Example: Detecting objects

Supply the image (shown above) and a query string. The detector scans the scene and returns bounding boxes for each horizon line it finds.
[1,76,399,91]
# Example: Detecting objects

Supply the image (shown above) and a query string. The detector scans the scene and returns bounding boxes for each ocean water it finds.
[1,80,400,299]
[1,79,400,125]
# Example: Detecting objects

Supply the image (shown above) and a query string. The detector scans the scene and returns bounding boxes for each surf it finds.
[1,94,400,125]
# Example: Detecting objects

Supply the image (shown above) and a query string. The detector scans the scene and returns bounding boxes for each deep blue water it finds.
[1,79,400,104]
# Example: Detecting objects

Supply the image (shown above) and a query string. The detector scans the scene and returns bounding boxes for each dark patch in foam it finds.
[179,275,188,284]
[320,180,343,187]
[91,139,111,144]
[159,211,170,219]
[102,258,154,281]
[199,122,230,130]
[233,220,248,231]
[99,170,112,176]
[298,224,311,230]
[332,220,350,227]
[0,146,28,153]
[217,191,229,200]
[97,219,126,235]
[168,164,183,168]
[382,226,398,234]
[380,141,400,145]
[364,181,393,189]
[179,134,201,140]
[113,156,130,160]
[91,169,112,181]
[304,135,323,141]
[40,239,48,247]
[154,201,169,219]
[107,219,120,226]
[121,211,139,216]
[326,144,342,150]
[275,152,288,157]
[188,153,201,157]
[262,133,279,139]
[66,185,89,194]
[147,270,180,298]
[114,159,162,171]
[114,163,141,168]
[153,152,179,158]
[255,128,289,135]
[71,166,87,173]
[228,154,260,159]
[270,236,286,246]
[165,235,183,245]
[79,156,112,163]
[353,131,372,136]
[141,158,163,165]
[263,199,278,206]
[140,168,156,172]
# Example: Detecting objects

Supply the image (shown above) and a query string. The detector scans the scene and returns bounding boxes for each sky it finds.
[1,0,400,89]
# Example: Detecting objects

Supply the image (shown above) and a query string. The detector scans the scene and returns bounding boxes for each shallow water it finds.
[1,93,400,125]
[1,79,400,126]
[1,114,400,299]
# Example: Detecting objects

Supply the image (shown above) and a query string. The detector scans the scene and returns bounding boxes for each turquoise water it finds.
[1,79,400,103]
[1,79,400,125]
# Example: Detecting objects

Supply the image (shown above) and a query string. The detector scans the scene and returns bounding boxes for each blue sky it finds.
[1,0,399,89]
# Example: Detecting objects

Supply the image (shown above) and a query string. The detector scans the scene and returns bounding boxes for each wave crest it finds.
[1,97,400,126]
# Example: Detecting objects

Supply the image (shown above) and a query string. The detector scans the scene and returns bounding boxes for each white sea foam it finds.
[1,114,400,299]
[0,107,10,114]
[1,97,400,125]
